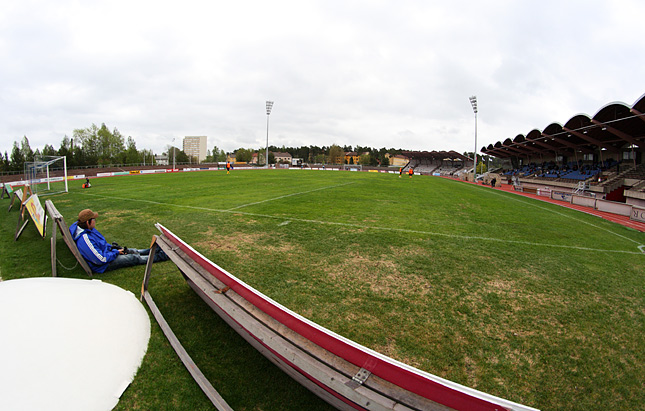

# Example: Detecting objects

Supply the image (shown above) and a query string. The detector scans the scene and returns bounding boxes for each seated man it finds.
[69,209,169,273]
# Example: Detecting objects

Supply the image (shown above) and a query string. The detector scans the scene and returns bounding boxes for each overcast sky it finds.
[1,0,644,158]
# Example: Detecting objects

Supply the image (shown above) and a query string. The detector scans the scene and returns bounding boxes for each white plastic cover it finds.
[0,278,151,411]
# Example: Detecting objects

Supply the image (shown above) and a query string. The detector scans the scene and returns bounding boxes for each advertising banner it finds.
[24,194,46,237]
[631,206,645,223]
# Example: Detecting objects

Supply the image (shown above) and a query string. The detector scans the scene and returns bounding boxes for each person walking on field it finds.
[408,168,414,178]
[226,161,231,175]
[399,167,403,178]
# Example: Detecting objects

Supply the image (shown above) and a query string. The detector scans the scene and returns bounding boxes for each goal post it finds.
[25,156,68,196]
[342,164,362,172]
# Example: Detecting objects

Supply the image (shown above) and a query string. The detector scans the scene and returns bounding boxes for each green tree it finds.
[125,136,139,164]
[20,136,34,163]
[0,151,9,172]
[74,124,100,165]
[10,141,24,172]
[166,146,188,165]
[235,148,252,163]
[42,144,57,156]
[57,136,72,165]
[328,144,343,164]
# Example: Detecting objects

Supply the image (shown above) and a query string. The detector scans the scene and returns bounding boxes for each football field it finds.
[2,168,644,410]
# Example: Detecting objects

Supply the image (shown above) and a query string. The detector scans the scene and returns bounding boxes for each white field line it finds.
[226,182,355,211]
[80,192,645,255]
[481,186,644,246]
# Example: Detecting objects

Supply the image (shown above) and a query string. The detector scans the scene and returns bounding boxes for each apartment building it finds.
[183,136,207,163]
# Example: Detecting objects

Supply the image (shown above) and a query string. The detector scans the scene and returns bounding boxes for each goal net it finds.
[342,164,362,171]
[24,156,68,196]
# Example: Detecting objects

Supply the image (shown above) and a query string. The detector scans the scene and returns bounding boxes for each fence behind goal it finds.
[24,156,68,196]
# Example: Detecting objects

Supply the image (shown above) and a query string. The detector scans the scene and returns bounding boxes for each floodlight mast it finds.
[469,96,478,180]
[266,101,274,169]
[171,138,176,170]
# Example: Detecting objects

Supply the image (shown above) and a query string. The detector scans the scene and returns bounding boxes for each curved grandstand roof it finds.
[402,150,470,161]
[482,93,645,159]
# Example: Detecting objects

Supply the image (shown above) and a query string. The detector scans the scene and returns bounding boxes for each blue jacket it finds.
[69,221,119,273]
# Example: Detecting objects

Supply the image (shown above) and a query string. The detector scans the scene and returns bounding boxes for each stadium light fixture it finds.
[266,101,274,169]
[469,96,478,180]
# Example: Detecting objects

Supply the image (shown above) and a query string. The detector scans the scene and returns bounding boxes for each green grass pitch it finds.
[1,169,644,410]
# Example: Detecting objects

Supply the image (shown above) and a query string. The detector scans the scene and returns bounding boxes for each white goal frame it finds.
[24,156,68,196]
[342,164,362,171]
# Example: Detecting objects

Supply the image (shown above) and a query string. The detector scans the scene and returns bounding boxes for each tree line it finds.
[0,123,157,173]
[235,145,402,167]
[1,123,410,173]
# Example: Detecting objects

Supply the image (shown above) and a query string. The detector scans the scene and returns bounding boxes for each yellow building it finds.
[389,154,409,167]
[344,152,359,164]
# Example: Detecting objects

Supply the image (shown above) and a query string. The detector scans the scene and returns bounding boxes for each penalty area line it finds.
[79,192,644,255]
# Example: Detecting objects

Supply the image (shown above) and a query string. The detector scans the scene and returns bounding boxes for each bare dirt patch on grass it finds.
[323,250,432,297]
[194,229,297,257]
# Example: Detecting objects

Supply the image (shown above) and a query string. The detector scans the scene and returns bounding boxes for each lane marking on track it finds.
[79,192,645,255]
[227,182,355,211]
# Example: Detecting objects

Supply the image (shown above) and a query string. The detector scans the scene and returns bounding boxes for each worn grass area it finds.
[1,169,644,410]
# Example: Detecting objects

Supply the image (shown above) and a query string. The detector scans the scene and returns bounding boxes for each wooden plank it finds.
[140,238,233,411]
[150,225,538,411]
[156,225,502,411]
[45,200,93,277]
[142,290,233,411]
[51,218,57,277]
[156,234,452,411]
[152,237,361,410]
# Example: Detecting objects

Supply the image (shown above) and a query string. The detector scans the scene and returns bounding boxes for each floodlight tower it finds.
[469,96,478,181]
[266,101,274,169]
[172,137,176,170]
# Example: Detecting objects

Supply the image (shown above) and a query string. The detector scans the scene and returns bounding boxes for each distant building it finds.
[183,136,207,163]
[273,152,292,164]
[344,152,359,164]
[154,155,169,166]
[390,154,409,167]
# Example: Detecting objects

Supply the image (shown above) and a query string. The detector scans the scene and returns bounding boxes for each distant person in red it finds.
[408,168,414,178]
[399,167,402,178]
[226,162,231,175]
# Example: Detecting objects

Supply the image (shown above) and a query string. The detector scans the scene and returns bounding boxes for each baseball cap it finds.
[78,209,98,223]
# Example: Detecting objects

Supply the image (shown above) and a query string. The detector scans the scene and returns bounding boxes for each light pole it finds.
[469,96,478,181]
[266,101,274,169]
[172,138,176,170]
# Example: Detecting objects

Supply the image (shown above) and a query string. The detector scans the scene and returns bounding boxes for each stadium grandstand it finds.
[400,150,472,177]
[479,93,645,208]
